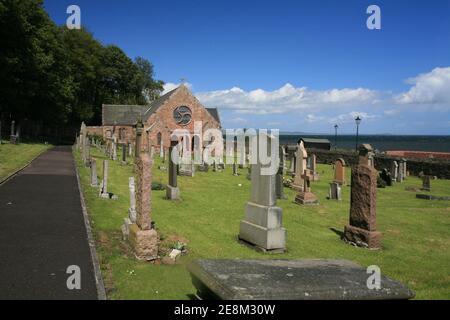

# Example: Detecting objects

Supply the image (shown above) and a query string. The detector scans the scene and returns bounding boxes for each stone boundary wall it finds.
[284,145,450,179]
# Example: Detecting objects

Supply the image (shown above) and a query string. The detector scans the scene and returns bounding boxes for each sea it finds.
[279,135,450,153]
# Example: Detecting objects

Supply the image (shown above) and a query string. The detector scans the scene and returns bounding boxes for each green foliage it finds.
[0,0,163,127]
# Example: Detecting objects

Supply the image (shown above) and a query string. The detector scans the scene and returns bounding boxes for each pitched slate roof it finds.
[102,85,221,126]
[206,108,221,125]
[102,105,149,126]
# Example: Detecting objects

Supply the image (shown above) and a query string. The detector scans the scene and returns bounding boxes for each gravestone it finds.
[294,170,318,205]
[112,135,117,161]
[198,162,209,172]
[398,160,405,182]
[188,259,415,300]
[291,141,307,191]
[239,134,286,252]
[128,153,159,260]
[160,143,164,159]
[246,166,251,180]
[309,154,319,181]
[232,162,238,176]
[344,164,382,249]
[328,182,341,200]
[391,161,398,182]
[288,154,296,175]
[421,175,431,191]
[380,169,392,186]
[90,159,98,187]
[333,158,346,185]
[121,144,127,163]
[99,160,109,198]
[85,139,91,167]
[121,177,137,240]
[275,145,285,199]
[166,139,180,200]
[128,143,132,157]
[401,159,407,180]
[358,144,374,167]
[10,120,18,144]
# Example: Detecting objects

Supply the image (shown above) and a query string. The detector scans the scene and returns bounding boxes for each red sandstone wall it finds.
[386,151,450,160]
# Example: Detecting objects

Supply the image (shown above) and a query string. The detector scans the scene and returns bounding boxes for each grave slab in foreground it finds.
[188,259,415,300]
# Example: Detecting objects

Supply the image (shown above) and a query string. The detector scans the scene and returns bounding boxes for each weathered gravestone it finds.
[391,161,398,182]
[232,162,238,176]
[291,141,307,191]
[308,154,319,181]
[333,158,346,185]
[121,144,127,163]
[398,159,405,182]
[294,170,318,205]
[328,182,341,200]
[239,134,286,252]
[128,153,159,260]
[121,177,137,240]
[344,163,382,249]
[99,160,109,198]
[166,139,180,200]
[421,175,431,191]
[275,145,285,199]
[90,158,98,187]
[188,259,415,300]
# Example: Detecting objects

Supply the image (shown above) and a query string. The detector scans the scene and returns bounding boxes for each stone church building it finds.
[89,85,221,153]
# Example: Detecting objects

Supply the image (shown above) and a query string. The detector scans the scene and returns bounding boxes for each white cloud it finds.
[329,112,380,125]
[395,67,450,108]
[230,117,248,124]
[195,83,379,115]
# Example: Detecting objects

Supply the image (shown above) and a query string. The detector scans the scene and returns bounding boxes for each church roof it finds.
[102,85,221,126]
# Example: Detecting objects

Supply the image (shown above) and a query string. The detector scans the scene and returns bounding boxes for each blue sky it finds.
[44,0,450,134]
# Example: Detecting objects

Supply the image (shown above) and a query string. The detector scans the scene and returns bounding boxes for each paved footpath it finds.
[0,146,99,299]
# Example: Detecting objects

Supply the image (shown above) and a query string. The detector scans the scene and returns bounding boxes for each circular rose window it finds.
[173,106,192,126]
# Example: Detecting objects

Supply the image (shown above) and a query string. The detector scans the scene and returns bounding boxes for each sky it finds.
[44,0,450,135]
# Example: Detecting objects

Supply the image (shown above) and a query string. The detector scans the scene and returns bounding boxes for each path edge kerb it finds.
[0,145,51,186]
[72,146,107,300]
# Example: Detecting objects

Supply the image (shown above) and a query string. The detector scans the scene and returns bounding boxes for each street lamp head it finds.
[334,124,338,129]
[355,116,362,126]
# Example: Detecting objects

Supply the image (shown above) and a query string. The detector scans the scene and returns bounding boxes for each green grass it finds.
[75,146,450,300]
[0,141,52,181]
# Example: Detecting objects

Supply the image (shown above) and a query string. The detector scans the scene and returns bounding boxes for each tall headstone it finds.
[90,158,98,187]
[294,170,318,205]
[309,154,319,181]
[398,159,405,182]
[421,175,431,191]
[328,182,342,200]
[239,134,286,252]
[344,164,382,249]
[232,162,238,176]
[100,160,109,198]
[291,141,307,191]
[275,145,285,199]
[128,177,137,222]
[288,153,296,174]
[112,135,117,161]
[166,139,180,200]
[391,161,398,182]
[402,159,407,180]
[160,143,164,159]
[121,143,127,163]
[128,153,159,260]
[334,158,346,185]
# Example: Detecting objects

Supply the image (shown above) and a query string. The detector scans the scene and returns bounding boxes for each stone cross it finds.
[100,160,109,198]
[239,133,286,252]
[328,182,341,200]
[166,138,180,200]
[344,164,382,249]
[294,169,318,205]
[292,141,307,191]
[333,158,346,185]
[90,158,98,187]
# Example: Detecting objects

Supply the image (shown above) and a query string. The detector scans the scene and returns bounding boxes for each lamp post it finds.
[355,116,362,151]
[334,124,338,150]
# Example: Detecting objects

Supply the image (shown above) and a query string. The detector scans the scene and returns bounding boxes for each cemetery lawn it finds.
[0,141,52,181]
[75,147,450,300]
